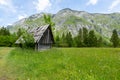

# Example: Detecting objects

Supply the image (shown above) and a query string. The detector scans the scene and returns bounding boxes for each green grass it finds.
[0,48,120,80]
[0,47,14,80]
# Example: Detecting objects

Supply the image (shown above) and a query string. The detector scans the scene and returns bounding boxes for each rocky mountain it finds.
[8,8,120,39]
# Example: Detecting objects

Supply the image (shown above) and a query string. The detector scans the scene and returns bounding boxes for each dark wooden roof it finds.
[15,24,53,44]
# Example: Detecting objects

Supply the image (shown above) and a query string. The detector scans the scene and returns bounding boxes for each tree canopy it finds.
[110,29,119,47]
[44,14,55,27]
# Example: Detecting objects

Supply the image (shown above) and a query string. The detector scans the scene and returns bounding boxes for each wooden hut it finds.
[15,25,54,50]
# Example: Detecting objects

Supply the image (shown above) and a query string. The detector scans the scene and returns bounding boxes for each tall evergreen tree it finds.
[110,29,119,47]
[55,35,60,47]
[97,36,103,47]
[83,27,89,47]
[88,30,97,47]
[66,32,73,47]
[75,28,83,47]
[61,33,66,44]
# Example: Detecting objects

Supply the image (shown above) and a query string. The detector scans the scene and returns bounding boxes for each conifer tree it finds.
[110,29,119,47]
[61,33,66,43]
[97,36,103,47]
[75,28,83,47]
[83,27,89,47]
[55,35,60,47]
[66,32,73,47]
[88,30,97,47]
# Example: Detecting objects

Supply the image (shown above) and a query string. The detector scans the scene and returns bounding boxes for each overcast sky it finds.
[0,0,120,26]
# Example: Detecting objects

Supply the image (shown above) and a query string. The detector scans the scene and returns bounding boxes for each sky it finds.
[0,0,120,26]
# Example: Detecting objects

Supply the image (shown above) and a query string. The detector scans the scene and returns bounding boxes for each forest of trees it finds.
[0,27,35,48]
[0,14,119,48]
[55,28,119,48]
[0,27,17,47]
[0,26,119,48]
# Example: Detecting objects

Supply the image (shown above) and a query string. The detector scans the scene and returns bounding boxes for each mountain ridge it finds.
[8,8,120,39]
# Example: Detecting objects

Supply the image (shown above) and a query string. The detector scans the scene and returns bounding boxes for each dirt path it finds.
[0,47,14,80]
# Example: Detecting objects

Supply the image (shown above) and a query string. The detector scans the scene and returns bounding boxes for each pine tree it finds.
[55,35,60,47]
[97,36,103,47]
[110,29,119,47]
[75,28,83,47]
[88,30,97,47]
[66,32,73,47]
[59,33,67,47]
[83,27,89,47]
[61,33,66,43]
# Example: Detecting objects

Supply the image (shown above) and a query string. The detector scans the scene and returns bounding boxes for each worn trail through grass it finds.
[0,47,14,80]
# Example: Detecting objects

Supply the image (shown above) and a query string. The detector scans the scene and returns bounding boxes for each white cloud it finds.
[0,0,8,5]
[86,0,98,6]
[33,0,52,12]
[108,0,120,11]
[0,0,16,12]
[18,14,27,20]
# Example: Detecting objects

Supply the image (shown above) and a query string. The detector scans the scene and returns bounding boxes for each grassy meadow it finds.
[0,47,120,80]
